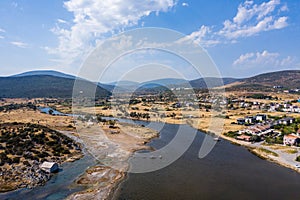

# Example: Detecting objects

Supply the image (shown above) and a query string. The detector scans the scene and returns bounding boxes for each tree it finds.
[170,112,176,119]
[250,135,260,142]
[48,109,54,115]
[108,120,116,126]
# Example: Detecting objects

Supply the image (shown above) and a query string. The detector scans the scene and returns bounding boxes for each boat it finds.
[213,137,221,141]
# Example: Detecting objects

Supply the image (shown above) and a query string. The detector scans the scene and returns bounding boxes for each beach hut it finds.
[40,162,59,173]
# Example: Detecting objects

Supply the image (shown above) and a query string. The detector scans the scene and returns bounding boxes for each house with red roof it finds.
[283,134,300,146]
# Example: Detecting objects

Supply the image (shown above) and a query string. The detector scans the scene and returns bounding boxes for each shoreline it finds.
[226,137,300,173]
[65,121,159,200]
[104,118,299,200]
[115,116,300,174]
[188,124,300,174]
[0,122,84,193]
[1,113,299,199]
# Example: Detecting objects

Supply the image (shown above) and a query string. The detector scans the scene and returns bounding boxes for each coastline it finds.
[65,121,159,200]
[187,123,300,174]
[0,108,158,198]
[0,122,84,193]
[113,116,300,174]
[224,135,300,173]
[1,113,299,199]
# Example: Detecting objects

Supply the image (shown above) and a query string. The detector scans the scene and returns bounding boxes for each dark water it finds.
[114,123,300,200]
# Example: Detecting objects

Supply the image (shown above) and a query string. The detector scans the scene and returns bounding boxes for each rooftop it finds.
[40,162,57,169]
[284,134,300,139]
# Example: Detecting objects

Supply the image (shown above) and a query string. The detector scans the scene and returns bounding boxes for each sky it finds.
[0,0,299,81]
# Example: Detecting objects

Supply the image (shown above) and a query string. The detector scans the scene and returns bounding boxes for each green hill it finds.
[0,75,110,98]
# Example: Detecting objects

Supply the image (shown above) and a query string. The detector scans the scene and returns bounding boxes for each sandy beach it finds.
[65,121,158,200]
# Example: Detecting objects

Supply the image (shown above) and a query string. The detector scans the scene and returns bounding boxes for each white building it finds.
[256,114,267,122]
[283,134,300,146]
[40,162,59,173]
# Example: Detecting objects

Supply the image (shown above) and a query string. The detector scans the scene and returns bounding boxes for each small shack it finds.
[40,162,59,173]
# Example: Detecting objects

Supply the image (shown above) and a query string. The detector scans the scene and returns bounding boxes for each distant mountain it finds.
[4,69,299,97]
[228,70,300,91]
[189,77,240,89]
[0,75,110,98]
[134,85,170,95]
[97,83,115,92]
[108,77,239,92]
[108,80,140,87]
[11,70,117,94]
[142,78,188,87]
[12,70,76,79]
[139,83,163,89]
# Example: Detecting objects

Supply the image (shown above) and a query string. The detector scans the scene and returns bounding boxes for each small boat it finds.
[213,137,221,141]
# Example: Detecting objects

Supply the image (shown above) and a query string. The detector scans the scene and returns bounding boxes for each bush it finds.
[225,131,239,138]
[23,160,31,166]
[62,149,71,154]
[12,157,20,164]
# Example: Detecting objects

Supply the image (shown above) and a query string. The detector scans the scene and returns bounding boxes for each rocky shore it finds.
[67,165,125,200]
[0,160,50,192]
[0,122,83,193]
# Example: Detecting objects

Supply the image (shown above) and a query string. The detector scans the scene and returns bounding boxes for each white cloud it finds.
[0,28,4,39]
[57,19,68,24]
[10,41,29,48]
[280,4,288,12]
[179,25,220,47]
[233,50,295,68]
[218,0,288,39]
[182,2,189,7]
[185,0,288,47]
[47,0,176,65]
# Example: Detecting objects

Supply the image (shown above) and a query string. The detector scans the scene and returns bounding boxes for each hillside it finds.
[0,75,110,98]
[228,70,300,91]
[2,70,299,96]
[189,77,240,89]
[142,78,188,87]
[11,70,76,79]
[244,70,300,87]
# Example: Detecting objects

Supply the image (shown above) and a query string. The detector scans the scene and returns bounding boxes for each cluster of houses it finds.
[237,114,274,142]
[231,98,300,114]
[237,114,267,125]
[236,114,300,146]
[280,104,300,113]
[237,114,295,126]
[277,117,296,125]
[239,124,273,137]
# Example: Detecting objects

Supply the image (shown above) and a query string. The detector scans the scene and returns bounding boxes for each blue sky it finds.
[0,0,299,80]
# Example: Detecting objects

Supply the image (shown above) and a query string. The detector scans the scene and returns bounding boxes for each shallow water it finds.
[0,154,95,200]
